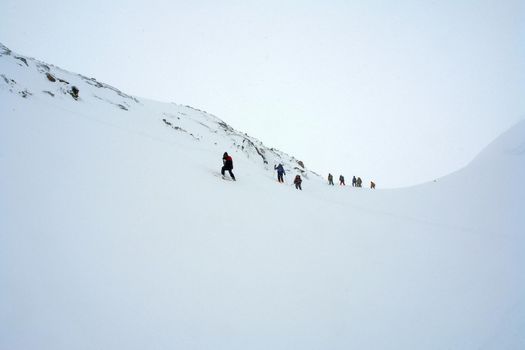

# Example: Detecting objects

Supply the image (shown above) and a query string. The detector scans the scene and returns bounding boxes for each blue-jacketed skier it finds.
[274,163,286,183]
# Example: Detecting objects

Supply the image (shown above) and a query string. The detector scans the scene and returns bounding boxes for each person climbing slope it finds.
[352,176,357,187]
[370,181,376,189]
[328,173,334,185]
[274,163,286,183]
[221,152,236,181]
[339,175,346,186]
[356,177,362,187]
[294,175,303,190]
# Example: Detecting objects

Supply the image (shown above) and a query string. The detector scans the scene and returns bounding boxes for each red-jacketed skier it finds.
[221,152,236,181]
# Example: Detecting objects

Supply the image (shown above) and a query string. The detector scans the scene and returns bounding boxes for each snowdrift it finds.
[1,43,524,350]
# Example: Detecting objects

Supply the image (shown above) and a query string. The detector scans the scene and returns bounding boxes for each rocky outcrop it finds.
[46,73,56,82]
[14,56,28,66]
[70,86,79,100]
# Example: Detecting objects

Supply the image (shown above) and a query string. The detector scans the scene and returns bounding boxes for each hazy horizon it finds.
[2,0,523,187]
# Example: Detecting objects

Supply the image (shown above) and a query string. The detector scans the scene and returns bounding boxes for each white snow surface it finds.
[1,43,524,350]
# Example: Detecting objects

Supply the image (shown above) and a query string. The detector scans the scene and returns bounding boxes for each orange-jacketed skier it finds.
[294,175,303,190]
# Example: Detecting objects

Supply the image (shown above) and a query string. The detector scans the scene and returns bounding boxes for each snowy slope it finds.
[0,42,317,183]
[1,44,524,350]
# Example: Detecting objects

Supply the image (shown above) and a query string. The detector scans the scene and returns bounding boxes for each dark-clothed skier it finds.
[356,177,362,187]
[328,173,334,185]
[274,163,286,183]
[352,176,357,187]
[370,181,376,189]
[339,175,345,186]
[294,175,302,190]
[221,152,236,181]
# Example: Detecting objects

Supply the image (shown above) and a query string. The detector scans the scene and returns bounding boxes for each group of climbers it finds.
[328,173,347,186]
[220,152,375,191]
[221,154,304,190]
[350,175,375,189]
[327,173,375,189]
[275,162,302,190]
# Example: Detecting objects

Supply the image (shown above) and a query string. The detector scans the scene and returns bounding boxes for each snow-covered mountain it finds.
[0,42,317,181]
[1,43,524,350]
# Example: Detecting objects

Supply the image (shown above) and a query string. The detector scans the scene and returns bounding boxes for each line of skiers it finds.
[221,153,374,190]
[327,173,347,186]
[275,163,302,190]
[221,155,303,190]
[329,173,375,189]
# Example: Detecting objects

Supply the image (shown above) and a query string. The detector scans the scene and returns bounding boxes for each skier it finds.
[370,181,376,189]
[339,175,345,186]
[294,175,303,190]
[274,163,286,183]
[356,177,362,187]
[328,173,334,185]
[352,176,357,187]
[221,152,236,181]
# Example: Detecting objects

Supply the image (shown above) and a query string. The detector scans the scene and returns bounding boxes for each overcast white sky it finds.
[2,0,524,187]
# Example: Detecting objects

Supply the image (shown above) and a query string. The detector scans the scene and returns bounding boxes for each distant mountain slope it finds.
[0,42,317,181]
[346,118,525,238]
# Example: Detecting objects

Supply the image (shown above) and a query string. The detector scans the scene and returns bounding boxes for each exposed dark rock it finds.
[294,167,308,179]
[185,105,205,113]
[14,56,28,66]
[1,75,16,90]
[42,90,55,97]
[57,77,69,84]
[80,75,140,103]
[116,90,139,103]
[162,118,200,140]
[46,73,56,82]
[82,76,104,88]
[197,121,211,129]
[37,63,50,72]
[0,43,11,55]
[242,138,268,164]
[70,86,79,100]
[297,160,305,168]
[93,94,132,110]
[1,74,10,84]
[162,112,181,121]
[19,89,32,98]
[218,121,234,132]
